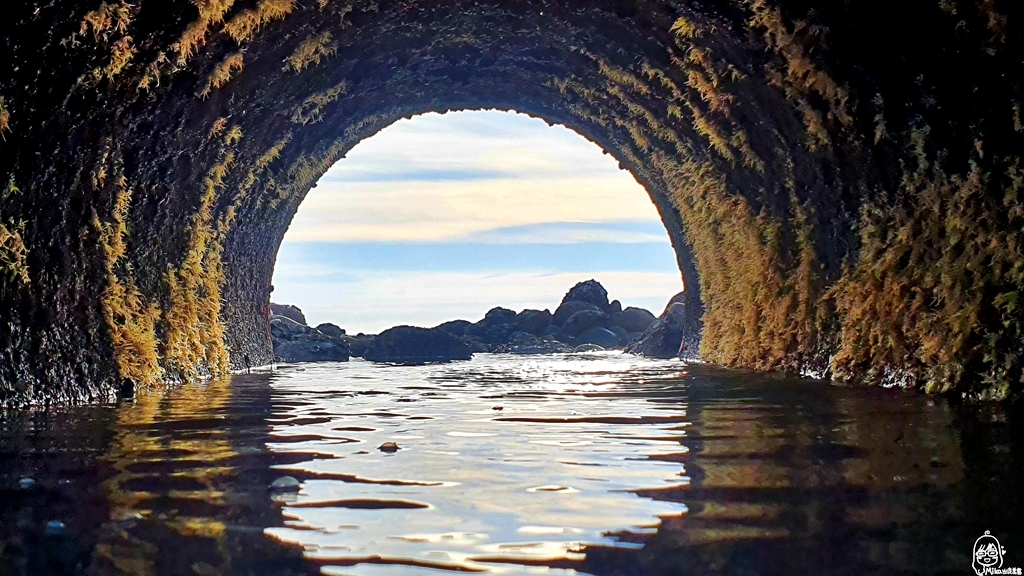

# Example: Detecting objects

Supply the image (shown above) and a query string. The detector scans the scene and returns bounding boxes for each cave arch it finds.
[0,0,1020,404]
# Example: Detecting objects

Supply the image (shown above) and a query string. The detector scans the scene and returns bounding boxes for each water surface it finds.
[1,353,1021,575]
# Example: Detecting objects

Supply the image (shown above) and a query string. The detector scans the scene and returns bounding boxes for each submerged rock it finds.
[269,476,301,492]
[364,326,473,364]
[378,442,400,453]
[45,520,66,536]
[574,344,606,352]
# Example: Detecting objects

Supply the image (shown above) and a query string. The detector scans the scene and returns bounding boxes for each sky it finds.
[272,110,683,333]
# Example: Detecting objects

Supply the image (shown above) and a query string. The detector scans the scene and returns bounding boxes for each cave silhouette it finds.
[0,0,1020,404]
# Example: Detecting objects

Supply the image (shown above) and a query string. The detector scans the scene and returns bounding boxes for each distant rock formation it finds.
[363,326,473,364]
[625,292,701,359]
[270,311,350,363]
[270,303,307,326]
[272,279,670,365]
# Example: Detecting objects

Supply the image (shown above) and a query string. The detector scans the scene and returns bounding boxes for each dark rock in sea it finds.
[379,442,401,452]
[578,327,621,348]
[562,310,611,337]
[270,303,307,326]
[345,333,375,358]
[463,337,491,353]
[608,325,630,344]
[510,331,539,344]
[514,309,553,335]
[561,279,611,311]
[511,341,574,355]
[581,325,618,348]
[315,322,346,339]
[465,307,519,344]
[552,301,602,328]
[274,338,350,363]
[270,314,307,340]
[574,344,606,352]
[364,326,473,364]
[625,292,700,359]
[271,314,350,363]
[435,320,472,337]
[269,476,301,492]
[611,306,657,334]
[607,299,623,316]
[45,520,66,536]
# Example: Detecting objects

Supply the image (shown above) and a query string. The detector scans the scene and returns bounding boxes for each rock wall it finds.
[0,0,1020,404]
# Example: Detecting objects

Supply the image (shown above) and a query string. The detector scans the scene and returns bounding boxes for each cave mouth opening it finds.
[0,0,1019,404]
[270,108,685,337]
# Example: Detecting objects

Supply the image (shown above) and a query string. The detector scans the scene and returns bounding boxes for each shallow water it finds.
[1,352,1021,575]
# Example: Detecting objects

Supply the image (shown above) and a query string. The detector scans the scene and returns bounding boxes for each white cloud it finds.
[282,110,663,243]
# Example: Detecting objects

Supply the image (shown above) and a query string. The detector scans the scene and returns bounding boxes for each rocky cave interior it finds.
[0,0,1020,405]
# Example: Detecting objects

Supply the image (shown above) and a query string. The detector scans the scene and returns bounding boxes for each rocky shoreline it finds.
[269,280,693,365]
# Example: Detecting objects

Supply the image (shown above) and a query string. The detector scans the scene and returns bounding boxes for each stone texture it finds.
[465,307,519,344]
[577,327,621,348]
[315,322,346,339]
[552,301,602,329]
[625,293,700,360]
[562,310,611,337]
[345,334,375,358]
[271,315,350,363]
[561,280,611,311]
[364,326,473,364]
[514,309,553,335]
[271,304,307,326]
[434,320,471,337]
[611,307,657,334]
[1,0,1019,403]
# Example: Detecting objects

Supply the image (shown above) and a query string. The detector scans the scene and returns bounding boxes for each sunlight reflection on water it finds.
[262,352,690,575]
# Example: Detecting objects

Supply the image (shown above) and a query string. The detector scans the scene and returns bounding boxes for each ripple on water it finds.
[261,354,691,573]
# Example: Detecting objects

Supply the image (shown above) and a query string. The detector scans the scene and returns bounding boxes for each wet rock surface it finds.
[625,292,701,359]
[270,308,350,363]
[363,326,473,364]
[270,303,307,326]
[280,280,661,364]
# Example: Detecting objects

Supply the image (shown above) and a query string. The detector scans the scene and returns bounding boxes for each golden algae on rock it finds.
[95,179,162,387]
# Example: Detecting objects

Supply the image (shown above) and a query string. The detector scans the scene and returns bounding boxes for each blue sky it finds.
[272,110,683,333]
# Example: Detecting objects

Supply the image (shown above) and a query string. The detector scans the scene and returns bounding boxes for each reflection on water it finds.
[1,353,1021,575]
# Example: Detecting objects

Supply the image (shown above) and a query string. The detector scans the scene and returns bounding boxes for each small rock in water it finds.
[45,520,66,536]
[191,562,221,576]
[269,476,301,492]
[492,406,504,411]
[18,477,37,490]
[378,442,400,453]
